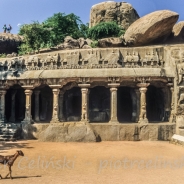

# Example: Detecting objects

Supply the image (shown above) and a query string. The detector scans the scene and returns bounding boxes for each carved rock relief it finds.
[177,89,184,115]
[0,48,165,74]
[174,50,184,84]
[80,49,100,68]
[124,51,139,67]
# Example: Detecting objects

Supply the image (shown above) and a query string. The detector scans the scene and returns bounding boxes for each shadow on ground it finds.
[2,175,41,180]
[0,140,34,153]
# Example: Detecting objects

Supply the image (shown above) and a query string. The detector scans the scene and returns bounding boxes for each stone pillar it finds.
[169,85,175,123]
[108,83,120,123]
[22,89,33,124]
[162,87,170,122]
[130,89,137,122]
[137,83,150,124]
[59,90,65,122]
[34,90,40,122]
[9,89,17,123]
[0,90,7,123]
[78,84,90,122]
[51,89,60,123]
[135,89,140,123]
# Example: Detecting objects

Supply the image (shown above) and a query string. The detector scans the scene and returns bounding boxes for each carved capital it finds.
[52,89,60,95]
[110,87,118,92]
[49,85,62,89]
[137,83,150,88]
[136,77,151,84]
[79,77,90,84]
[81,88,89,97]
[25,89,33,96]
[108,83,120,88]
[139,87,148,94]
[78,84,91,88]
[108,77,120,83]
[22,85,34,90]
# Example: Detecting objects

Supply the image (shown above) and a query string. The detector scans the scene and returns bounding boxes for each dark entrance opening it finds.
[89,86,110,122]
[32,85,53,122]
[5,85,25,123]
[117,87,133,122]
[63,87,81,121]
[146,85,165,122]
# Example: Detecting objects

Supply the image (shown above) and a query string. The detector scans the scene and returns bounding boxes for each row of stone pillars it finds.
[0,82,175,124]
[78,83,151,124]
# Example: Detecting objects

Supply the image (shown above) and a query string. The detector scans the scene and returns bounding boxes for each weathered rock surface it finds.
[167,21,184,43]
[124,10,179,46]
[171,134,184,146]
[89,1,139,30]
[78,37,87,48]
[6,52,18,58]
[38,122,98,142]
[0,33,23,54]
[82,44,92,49]
[98,37,125,47]
[57,36,92,49]
[63,36,80,49]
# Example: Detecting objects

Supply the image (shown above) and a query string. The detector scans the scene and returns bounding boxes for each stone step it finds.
[0,134,14,137]
[0,123,22,141]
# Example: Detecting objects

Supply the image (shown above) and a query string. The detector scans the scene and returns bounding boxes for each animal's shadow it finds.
[2,175,41,179]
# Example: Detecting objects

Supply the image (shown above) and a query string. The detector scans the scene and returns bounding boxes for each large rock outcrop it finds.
[56,36,92,50]
[0,33,23,54]
[38,122,98,142]
[168,21,184,43]
[98,37,125,47]
[89,1,139,30]
[124,10,179,46]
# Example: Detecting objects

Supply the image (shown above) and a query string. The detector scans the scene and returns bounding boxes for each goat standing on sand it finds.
[0,150,24,179]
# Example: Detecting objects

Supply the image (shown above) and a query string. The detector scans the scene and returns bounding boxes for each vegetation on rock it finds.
[18,13,88,54]
[18,13,125,54]
[0,53,6,58]
[87,21,125,40]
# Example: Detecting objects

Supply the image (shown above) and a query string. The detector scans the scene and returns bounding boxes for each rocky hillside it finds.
[0,33,23,54]
[89,1,139,30]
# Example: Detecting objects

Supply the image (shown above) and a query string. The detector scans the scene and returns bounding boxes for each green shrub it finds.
[18,13,89,54]
[87,22,125,40]
[90,40,98,48]
[0,53,6,58]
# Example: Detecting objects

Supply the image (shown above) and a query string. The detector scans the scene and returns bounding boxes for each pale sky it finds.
[1,0,184,34]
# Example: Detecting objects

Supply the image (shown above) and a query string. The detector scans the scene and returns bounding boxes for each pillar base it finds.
[138,118,148,124]
[81,119,89,123]
[21,119,33,124]
[59,118,66,122]
[0,119,6,124]
[50,119,60,123]
[21,122,30,139]
[35,118,40,122]
[109,120,119,124]
[169,115,176,123]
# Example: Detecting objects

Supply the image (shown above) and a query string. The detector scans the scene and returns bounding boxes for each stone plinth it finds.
[25,122,175,142]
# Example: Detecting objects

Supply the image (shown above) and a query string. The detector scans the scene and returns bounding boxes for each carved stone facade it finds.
[0,48,165,78]
[0,45,184,141]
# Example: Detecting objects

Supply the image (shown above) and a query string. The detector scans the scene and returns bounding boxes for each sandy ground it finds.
[0,140,184,184]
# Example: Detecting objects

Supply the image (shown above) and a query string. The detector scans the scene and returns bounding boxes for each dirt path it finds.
[0,140,184,184]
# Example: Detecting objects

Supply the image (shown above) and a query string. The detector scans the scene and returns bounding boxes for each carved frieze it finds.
[177,86,184,115]
[0,48,166,75]
[124,51,140,67]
